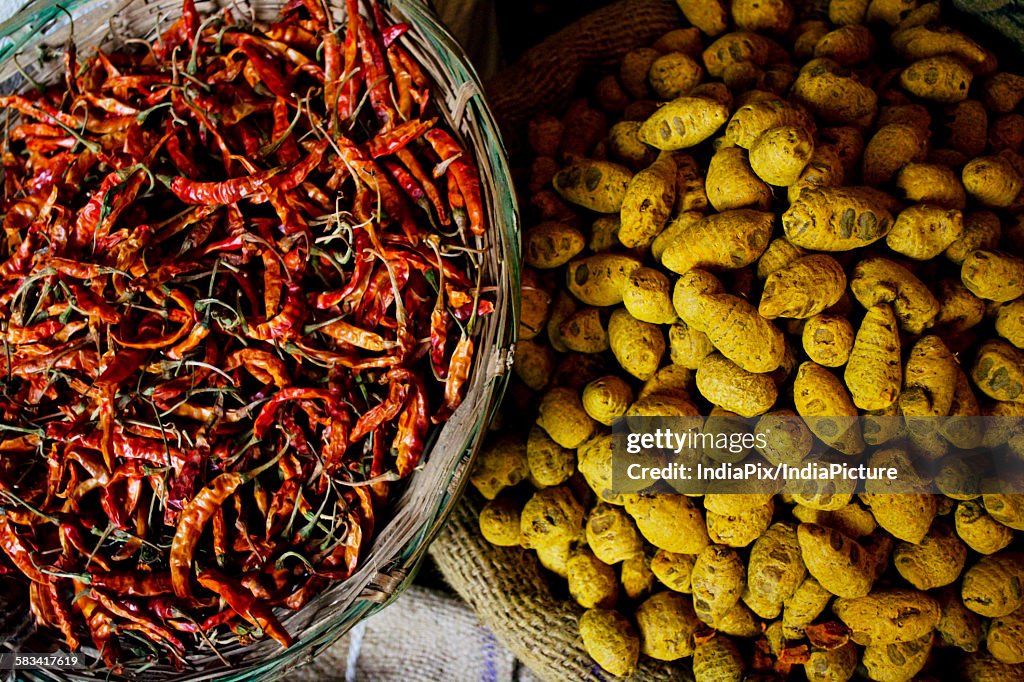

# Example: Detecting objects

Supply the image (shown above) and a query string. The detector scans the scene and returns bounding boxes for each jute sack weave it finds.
[484,0,681,149]
[430,492,692,682]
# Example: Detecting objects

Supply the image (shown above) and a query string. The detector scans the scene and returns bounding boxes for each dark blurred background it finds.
[495,0,616,63]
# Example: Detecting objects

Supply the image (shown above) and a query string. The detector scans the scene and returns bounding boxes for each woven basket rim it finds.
[0,0,521,679]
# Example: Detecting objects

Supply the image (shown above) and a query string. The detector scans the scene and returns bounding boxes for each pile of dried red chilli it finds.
[0,0,491,671]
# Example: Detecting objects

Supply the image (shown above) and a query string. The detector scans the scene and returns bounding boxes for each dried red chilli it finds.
[0,0,491,670]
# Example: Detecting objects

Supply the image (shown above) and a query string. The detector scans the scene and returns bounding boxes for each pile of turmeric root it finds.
[471,0,1024,679]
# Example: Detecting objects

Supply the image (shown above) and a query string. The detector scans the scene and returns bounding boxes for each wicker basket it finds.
[0,0,520,679]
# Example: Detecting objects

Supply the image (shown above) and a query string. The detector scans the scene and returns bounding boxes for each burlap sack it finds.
[293,585,523,682]
[951,0,1024,48]
[484,0,682,150]
[430,492,692,682]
